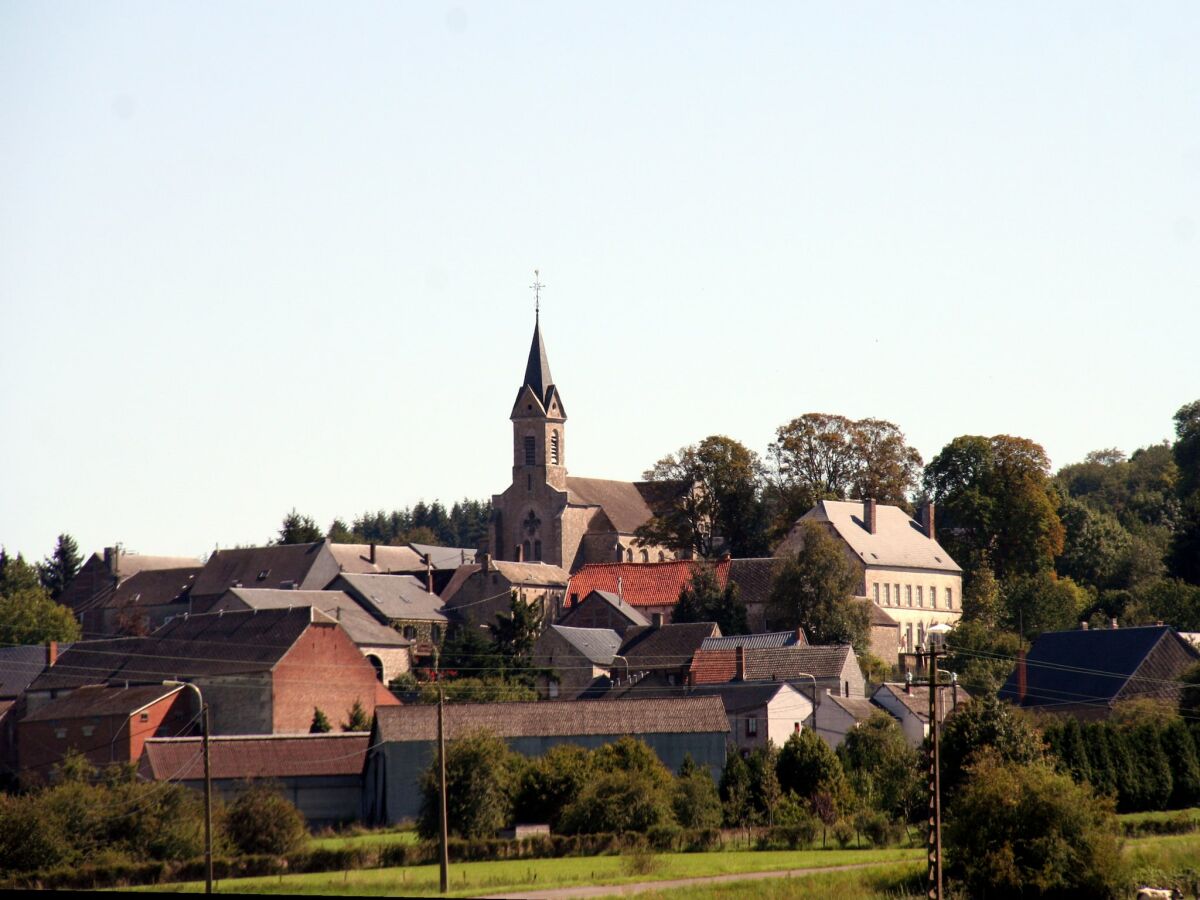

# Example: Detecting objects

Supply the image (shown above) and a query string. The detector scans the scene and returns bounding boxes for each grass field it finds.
[135,847,923,896]
[594,863,927,900]
[1118,807,1200,826]
[308,828,419,851]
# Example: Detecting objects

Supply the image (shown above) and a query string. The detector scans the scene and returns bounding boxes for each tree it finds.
[0,583,81,646]
[922,434,1064,583]
[945,752,1124,899]
[960,563,1002,627]
[310,707,332,733]
[341,698,370,732]
[327,518,357,543]
[276,509,324,545]
[224,783,307,855]
[1134,578,1200,630]
[1170,400,1200,582]
[776,730,847,812]
[670,563,749,635]
[766,521,869,651]
[635,435,767,558]
[943,618,1025,697]
[0,549,43,595]
[837,712,921,820]
[718,749,753,830]
[1181,661,1200,722]
[37,534,82,601]
[1055,498,1133,591]
[1001,571,1091,639]
[745,744,782,825]
[940,695,1043,796]
[513,743,594,830]
[418,729,518,839]
[672,755,722,829]
[559,770,675,834]
[489,591,543,674]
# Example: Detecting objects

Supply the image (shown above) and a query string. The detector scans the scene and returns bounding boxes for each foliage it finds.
[0,548,43,594]
[37,533,83,600]
[1132,578,1200,630]
[671,562,749,635]
[766,521,869,651]
[1170,400,1200,584]
[1056,497,1135,590]
[945,751,1125,899]
[559,770,675,834]
[1001,571,1091,639]
[765,413,923,532]
[1181,662,1200,722]
[745,744,782,825]
[939,695,1043,796]
[0,579,81,645]
[837,712,922,821]
[635,435,768,558]
[418,729,519,840]
[276,509,324,544]
[671,757,722,829]
[718,749,753,830]
[437,623,502,677]
[419,676,538,704]
[776,729,847,813]
[942,618,1025,697]
[310,707,332,733]
[225,783,307,856]
[341,498,492,550]
[488,591,544,672]
[514,743,594,830]
[922,434,1064,583]
[960,563,1002,626]
[341,698,370,732]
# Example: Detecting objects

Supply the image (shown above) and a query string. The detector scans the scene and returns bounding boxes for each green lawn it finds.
[593,863,927,900]
[1118,807,1200,826]
[308,829,419,851]
[135,847,923,896]
[1126,830,1200,872]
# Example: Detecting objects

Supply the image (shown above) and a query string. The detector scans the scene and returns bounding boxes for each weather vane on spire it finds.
[530,269,544,319]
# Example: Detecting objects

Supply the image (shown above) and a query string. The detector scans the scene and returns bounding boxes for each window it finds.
[615,545,623,561]
[139,713,149,723]
[946,588,953,609]
[522,540,531,561]
[81,725,95,737]
[626,548,634,562]
[905,585,912,607]
[917,586,923,607]
[534,540,542,560]
[55,727,67,740]
[883,584,890,604]
[524,436,536,465]
[550,430,560,465]
[403,625,417,640]
[548,681,559,699]
[895,583,901,606]
[431,625,442,643]
[930,585,937,608]
[873,583,880,605]
[906,623,913,652]
[658,551,666,562]
[639,549,649,563]
[746,716,758,737]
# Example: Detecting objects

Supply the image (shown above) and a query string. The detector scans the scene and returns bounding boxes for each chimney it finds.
[516,544,524,562]
[1080,621,1088,630]
[104,546,119,578]
[651,612,664,629]
[46,641,58,667]
[719,551,731,562]
[795,627,806,645]
[904,672,913,695]
[481,553,492,574]
[1111,618,1119,630]
[424,553,433,594]
[735,646,745,680]
[1016,649,1027,703]
[922,502,936,541]
[369,543,377,564]
[864,499,877,535]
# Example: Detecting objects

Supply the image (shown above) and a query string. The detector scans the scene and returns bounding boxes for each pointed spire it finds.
[523,316,554,407]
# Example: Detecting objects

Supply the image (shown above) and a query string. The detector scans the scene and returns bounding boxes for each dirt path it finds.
[482,860,902,899]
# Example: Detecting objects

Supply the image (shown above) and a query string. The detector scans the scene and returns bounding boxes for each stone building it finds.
[489,314,687,572]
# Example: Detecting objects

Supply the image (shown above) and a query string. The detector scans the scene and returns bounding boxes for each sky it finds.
[2,2,1198,563]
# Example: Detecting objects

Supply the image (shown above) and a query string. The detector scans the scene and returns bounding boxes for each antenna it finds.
[530,269,545,319]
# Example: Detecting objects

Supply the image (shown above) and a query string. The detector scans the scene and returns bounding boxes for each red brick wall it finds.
[272,622,394,733]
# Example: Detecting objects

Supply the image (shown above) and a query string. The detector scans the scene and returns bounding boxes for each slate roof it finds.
[217,589,409,647]
[27,608,323,691]
[791,501,961,573]
[522,316,556,409]
[333,573,448,623]
[140,732,369,780]
[568,560,732,609]
[103,567,201,610]
[686,681,802,714]
[997,625,1197,711]
[822,693,879,722]
[328,544,424,574]
[441,561,570,604]
[701,630,806,651]
[689,645,855,684]
[408,544,476,571]
[559,591,651,629]
[564,478,689,534]
[191,542,338,599]
[618,622,719,670]
[21,683,185,722]
[66,552,204,615]
[874,683,972,722]
[866,602,900,628]
[374,696,730,742]
[726,559,778,607]
[546,625,622,666]
[0,644,59,698]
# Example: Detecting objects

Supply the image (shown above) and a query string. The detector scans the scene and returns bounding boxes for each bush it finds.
[418,729,520,840]
[621,845,662,876]
[559,771,675,834]
[832,819,856,848]
[672,767,722,830]
[224,783,307,856]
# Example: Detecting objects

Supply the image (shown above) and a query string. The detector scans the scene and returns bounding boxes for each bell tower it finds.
[510,305,567,491]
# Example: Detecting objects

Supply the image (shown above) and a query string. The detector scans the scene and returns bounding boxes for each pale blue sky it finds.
[2,2,1197,561]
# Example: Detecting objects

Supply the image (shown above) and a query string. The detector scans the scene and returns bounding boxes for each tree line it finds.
[276,498,491,549]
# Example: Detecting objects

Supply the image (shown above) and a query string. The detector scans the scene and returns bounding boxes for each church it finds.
[489,313,689,573]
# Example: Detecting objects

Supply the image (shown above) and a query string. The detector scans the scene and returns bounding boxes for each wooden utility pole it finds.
[202,702,213,896]
[437,682,449,893]
[926,646,943,900]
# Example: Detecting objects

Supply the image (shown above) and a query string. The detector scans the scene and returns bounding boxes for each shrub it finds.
[621,845,661,876]
[832,819,856,848]
[418,728,519,840]
[672,766,722,829]
[559,771,675,834]
[224,783,307,856]
[0,792,63,872]
[513,743,593,829]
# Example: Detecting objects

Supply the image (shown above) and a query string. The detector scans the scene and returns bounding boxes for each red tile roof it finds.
[140,732,370,780]
[567,559,733,609]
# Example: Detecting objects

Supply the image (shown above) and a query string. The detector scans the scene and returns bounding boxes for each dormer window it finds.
[257,569,270,581]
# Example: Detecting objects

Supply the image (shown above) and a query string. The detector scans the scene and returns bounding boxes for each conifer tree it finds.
[1163,718,1200,808]
[37,534,82,600]
[1059,717,1093,787]
[342,698,371,732]
[310,707,332,733]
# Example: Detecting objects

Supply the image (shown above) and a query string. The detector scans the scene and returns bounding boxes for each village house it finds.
[0,643,63,783]
[812,692,881,749]
[998,623,1200,720]
[439,556,569,627]
[60,547,203,637]
[205,588,412,683]
[533,625,623,700]
[556,589,649,635]
[777,499,962,656]
[188,542,342,608]
[686,681,812,753]
[18,683,193,783]
[688,643,867,699]
[363,696,729,825]
[327,572,448,650]
[140,732,370,827]
[872,680,971,747]
[22,608,398,736]
[487,313,688,572]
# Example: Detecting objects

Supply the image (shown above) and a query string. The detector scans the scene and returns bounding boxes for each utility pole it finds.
[925,642,944,900]
[436,654,449,893]
[165,681,212,895]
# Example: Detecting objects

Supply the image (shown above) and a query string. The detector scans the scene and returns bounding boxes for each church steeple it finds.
[522,316,555,409]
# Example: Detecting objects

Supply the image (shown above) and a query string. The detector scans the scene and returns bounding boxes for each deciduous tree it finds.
[671,563,749,635]
[766,521,868,651]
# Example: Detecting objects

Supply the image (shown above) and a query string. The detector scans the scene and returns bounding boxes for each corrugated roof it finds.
[997,626,1190,710]
[547,625,622,666]
[789,501,961,573]
[619,622,719,669]
[568,560,732,609]
[219,589,409,648]
[328,544,424,574]
[334,573,448,623]
[141,732,369,780]
[375,696,730,742]
[701,630,805,651]
[22,683,184,722]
